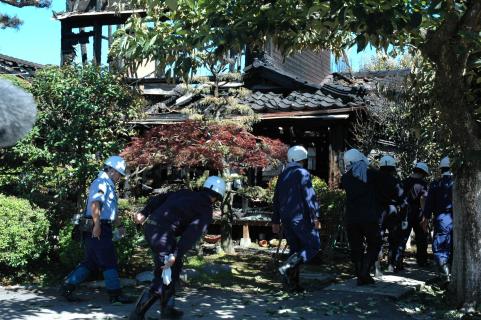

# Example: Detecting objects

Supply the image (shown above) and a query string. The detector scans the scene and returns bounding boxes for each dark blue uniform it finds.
[341,168,388,282]
[143,189,214,308]
[399,177,429,267]
[377,174,406,270]
[424,175,453,267]
[272,162,321,262]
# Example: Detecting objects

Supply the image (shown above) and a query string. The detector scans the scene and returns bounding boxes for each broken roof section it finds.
[0,53,43,79]
[131,60,406,125]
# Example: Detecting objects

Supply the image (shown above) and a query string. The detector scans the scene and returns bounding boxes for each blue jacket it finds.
[424,175,453,219]
[149,189,213,258]
[272,163,320,224]
[85,171,118,221]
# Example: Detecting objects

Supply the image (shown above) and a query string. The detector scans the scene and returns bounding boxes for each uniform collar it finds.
[286,162,302,169]
[98,171,115,188]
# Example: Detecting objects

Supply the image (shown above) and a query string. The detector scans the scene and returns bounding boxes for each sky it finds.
[0,0,376,71]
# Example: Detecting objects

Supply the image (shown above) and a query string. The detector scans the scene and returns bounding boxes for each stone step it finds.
[325,274,427,299]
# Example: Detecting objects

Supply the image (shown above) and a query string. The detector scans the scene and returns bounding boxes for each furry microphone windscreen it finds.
[0,79,37,147]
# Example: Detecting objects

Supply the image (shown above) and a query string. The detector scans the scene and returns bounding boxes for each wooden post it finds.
[240,224,252,248]
[93,24,102,65]
[328,124,345,188]
[80,28,88,65]
[60,22,75,65]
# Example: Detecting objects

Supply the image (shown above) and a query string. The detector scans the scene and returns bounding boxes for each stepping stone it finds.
[201,263,231,275]
[299,272,335,285]
[136,271,154,283]
[325,274,425,299]
[82,278,136,289]
[395,267,440,284]
[180,268,200,282]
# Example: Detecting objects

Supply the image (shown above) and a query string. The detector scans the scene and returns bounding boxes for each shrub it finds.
[57,211,145,272]
[0,194,49,269]
[116,211,146,269]
[57,223,84,270]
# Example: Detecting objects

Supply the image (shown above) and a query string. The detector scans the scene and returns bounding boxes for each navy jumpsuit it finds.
[377,173,406,269]
[424,175,454,267]
[341,168,387,277]
[399,177,429,266]
[143,189,214,307]
[272,162,321,262]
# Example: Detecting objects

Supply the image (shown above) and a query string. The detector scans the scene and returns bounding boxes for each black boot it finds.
[291,266,305,293]
[59,283,81,302]
[358,260,375,286]
[160,284,183,319]
[354,261,362,278]
[129,289,160,320]
[441,264,451,283]
[161,307,184,319]
[279,253,303,276]
[374,260,383,277]
[108,288,135,305]
[278,253,303,289]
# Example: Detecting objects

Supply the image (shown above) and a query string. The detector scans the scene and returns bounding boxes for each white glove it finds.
[162,254,175,285]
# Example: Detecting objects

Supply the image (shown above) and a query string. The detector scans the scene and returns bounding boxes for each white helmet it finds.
[379,155,396,168]
[203,176,226,198]
[344,149,368,167]
[439,156,450,168]
[105,155,126,176]
[414,162,429,175]
[287,145,308,163]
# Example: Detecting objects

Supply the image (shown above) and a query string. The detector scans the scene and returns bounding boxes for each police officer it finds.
[376,155,406,274]
[398,162,430,269]
[272,145,321,292]
[60,156,133,304]
[129,176,225,320]
[423,156,453,281]
[341,149,392,285]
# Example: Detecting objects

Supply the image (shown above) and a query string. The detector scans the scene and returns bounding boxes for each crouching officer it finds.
[60,156,134,304]
[341,149,384,285]
[129,176,225,320]
[272,145,321,292]
[376,155,407,274]
[423,156,453,282]
[398,162,430,269]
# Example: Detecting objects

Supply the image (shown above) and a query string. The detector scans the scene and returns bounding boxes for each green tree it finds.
[0,0,50,29]
[113,0,481,306]
[0,65,142,233]
[353,53,450,176]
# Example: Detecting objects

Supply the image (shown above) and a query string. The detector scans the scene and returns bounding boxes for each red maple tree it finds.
[122,120,287,171]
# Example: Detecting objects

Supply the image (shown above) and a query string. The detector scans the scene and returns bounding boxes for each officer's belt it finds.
[84,217,114,224]
[79,217,113,232]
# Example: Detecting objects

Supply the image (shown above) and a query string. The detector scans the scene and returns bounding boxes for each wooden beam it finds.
[60,22,75,65]
[55,10,147,28]
[328,125,345,188]
[93,24,102,65]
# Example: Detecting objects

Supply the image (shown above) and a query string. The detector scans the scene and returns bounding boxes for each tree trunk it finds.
[221,219,234,254]
[220,191,235,254]
[452,164,481,306]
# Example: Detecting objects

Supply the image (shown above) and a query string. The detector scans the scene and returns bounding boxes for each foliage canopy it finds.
[121,120,287,172]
